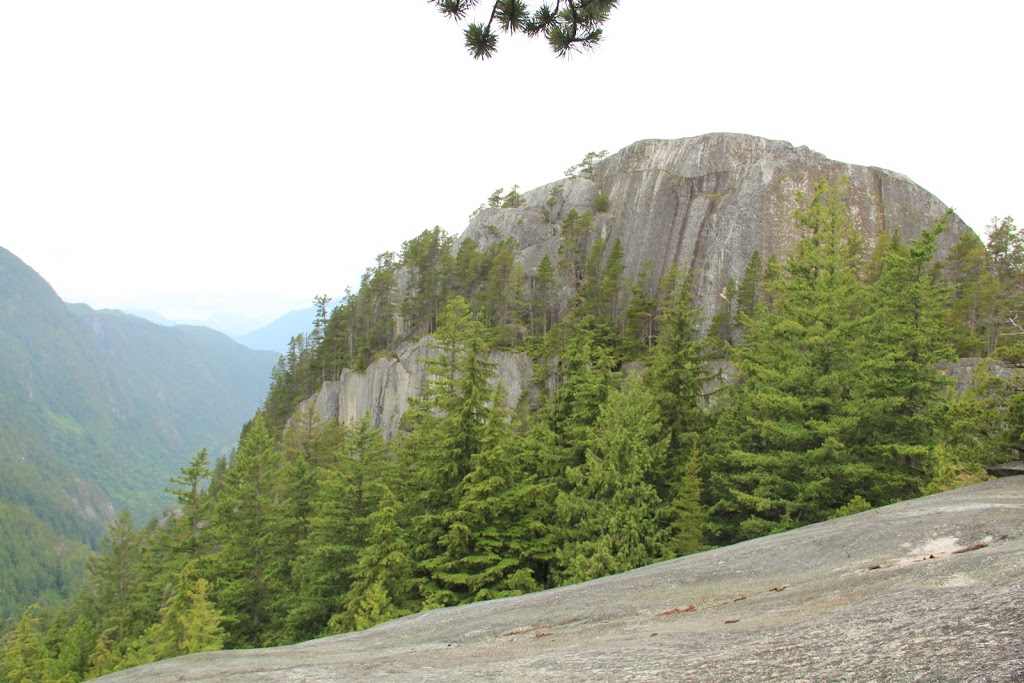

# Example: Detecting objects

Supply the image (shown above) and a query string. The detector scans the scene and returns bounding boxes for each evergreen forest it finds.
[4,181,1023,681]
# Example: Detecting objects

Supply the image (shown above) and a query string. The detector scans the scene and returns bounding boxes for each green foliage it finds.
[556,377,671,583]
[529,255,557,336]
[1,605,48,683]
[288,416,392,640]
[0,248,276,621]
[565,149,609,178]
[557,209,596,289]
[432,1,620,59]
[401,227,456,336]
[941,231,997,356]
[425,389,553,602]
[210,415,287,648]
[335,483,416,632]
[86,509,146,640]
[132,561,225,663]
[593,192,610,212]
[707,181,955,544]
[500,185,526,209]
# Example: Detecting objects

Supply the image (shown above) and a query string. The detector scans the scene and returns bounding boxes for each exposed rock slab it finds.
[99,477,1024,682]
[988,460,1024,477]
[463,133,972,330]
[297,336,534,438]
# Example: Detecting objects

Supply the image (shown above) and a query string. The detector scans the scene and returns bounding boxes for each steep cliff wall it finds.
[299,336,534,438]
[304,133,972,434]
[461,132,970,327]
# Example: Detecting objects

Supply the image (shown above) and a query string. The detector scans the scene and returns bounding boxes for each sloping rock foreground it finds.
[100,478,1024,682]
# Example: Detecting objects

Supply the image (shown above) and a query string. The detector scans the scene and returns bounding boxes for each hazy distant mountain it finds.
[0,246,279,619]
[234,307,316,353]
[128,308,272,337]
[123,307,178,327]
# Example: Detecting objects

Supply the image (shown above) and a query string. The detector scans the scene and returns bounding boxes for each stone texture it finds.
[97,477,1024,683]
[462,133,972,330]
[988,460,1024,477]
[296,336,534,438]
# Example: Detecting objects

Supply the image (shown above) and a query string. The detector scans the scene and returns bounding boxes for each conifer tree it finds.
[708,277,737,352]
[1,604,48,683]
[644,272,716,458]
[668,446,706,557]
[555,377,671,584]
[424,385,553,602]
[540,319,618,480]
[401,227,455,336]
[165,448,211,560]
[481,244,519,332]
[48,612,95,682]
[86,509,145,644]
[986,217,1024,355]
[707,180,870,542]
[708,181,957,543]
[852,220,955,501]
[557,209,595,290]
[210,414,286,647]
[529,254,557,336]
[133,560,225,663]
[288,416,391,640]
[623,259,658,354]
[601,238,626,328]
[400,297,496,605]
[335,483,417,632]
[736,250,763,322]
[942,230,997,356]
[87,627,122,678]
[643,273,716,552]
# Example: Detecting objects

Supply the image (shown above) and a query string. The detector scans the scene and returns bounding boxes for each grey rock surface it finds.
[462,133,972,332]
[988,460,1024,477]
[296,336,534,438]
[98,477,1024,682]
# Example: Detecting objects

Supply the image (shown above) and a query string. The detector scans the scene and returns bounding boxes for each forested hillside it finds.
[8,176,1021,680]
[0,248,278,623]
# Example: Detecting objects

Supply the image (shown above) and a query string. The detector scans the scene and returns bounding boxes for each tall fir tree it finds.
[210,414,287,648]
[707,179,871,543]
[400,297,497,606]
[288,416,391,640]
[424,385,553,602]
[555,377,672,584]
[132,560,225,664]
[335,482,417,632]
[1,605,49,683]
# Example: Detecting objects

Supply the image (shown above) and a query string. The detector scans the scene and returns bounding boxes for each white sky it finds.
[1,1,1020,328]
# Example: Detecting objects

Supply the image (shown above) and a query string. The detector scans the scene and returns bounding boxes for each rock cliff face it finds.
[464,132,969,325]
[96,476,1024,683]
[299,337,535,438]
[304,133,972,434]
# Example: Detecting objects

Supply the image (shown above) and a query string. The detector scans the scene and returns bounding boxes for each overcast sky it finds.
[2,1,1020,331]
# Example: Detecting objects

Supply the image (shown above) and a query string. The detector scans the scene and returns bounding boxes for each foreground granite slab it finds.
[100,477,1024,682]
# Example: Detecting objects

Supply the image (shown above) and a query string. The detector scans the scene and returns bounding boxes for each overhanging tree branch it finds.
[430,0,620,59]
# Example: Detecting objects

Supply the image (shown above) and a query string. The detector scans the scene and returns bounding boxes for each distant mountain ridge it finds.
[234,307,316,353]
[0,246,279,619]
[127,306,314,354]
